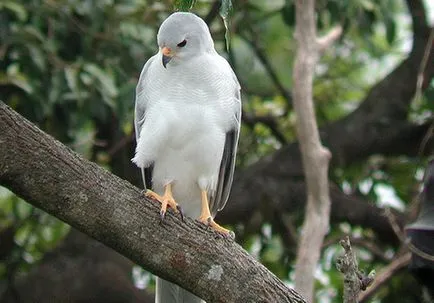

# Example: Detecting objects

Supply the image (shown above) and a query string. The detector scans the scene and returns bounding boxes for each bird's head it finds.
[157,12,214,68]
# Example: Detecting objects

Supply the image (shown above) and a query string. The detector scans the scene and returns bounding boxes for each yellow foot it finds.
[198,216,233,238]
[198,189,233,238]
[144,189,163,201]
[144,187,184,222]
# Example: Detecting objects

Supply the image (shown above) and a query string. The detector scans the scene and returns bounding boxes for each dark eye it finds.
[177,40,187,47]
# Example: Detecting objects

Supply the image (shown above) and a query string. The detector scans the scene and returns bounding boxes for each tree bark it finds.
[0,101,305,303]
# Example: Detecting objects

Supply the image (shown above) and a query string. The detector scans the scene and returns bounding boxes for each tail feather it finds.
[155,277,204,303]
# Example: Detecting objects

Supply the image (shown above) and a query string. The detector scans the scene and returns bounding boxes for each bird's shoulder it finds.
[136,55,159,94]
[201,52,236,76]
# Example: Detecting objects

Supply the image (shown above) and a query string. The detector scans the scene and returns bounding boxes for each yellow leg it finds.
[144,185,183,221]
[198,190,231,235]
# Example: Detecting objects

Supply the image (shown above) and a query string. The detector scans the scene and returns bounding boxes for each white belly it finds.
[134,101,226,219]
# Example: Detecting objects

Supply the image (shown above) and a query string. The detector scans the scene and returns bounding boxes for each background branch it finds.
[358,253,411,302]
[241,32,293,107]
[241,110,287,144]
[292,0,333,300]
[336,237,375,303]
[316,25,343,52]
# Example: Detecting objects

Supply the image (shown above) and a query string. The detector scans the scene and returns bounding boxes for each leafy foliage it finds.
[0,0,432,302]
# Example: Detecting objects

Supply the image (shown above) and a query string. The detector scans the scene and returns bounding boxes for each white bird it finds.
[132,12,241,303]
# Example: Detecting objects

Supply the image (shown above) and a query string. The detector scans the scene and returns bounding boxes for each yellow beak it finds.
[162,47,173,68]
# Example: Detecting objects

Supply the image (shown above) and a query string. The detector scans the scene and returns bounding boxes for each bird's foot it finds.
[159,194,184,223]
[198,216,234,238]
[198,189,234,238]
[144,188,184,222]
[144,189,163,201]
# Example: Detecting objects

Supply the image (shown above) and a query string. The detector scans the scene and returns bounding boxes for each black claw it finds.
[160,209,166,224]
[215,233,224,239]
[177,205,185,222]
[206,217,213,230]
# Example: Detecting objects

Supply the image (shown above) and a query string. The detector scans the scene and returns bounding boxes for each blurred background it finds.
[0,0,433,302]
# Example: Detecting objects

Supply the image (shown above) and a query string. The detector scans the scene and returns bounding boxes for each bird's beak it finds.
[161,47,173,68]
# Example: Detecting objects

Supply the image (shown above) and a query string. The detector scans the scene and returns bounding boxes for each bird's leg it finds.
[145,185,184,222]
[198,190,231,235]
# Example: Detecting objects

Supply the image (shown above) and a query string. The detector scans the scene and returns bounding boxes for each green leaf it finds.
[23,26,45,43]
[0,1,28,21]
[281,2,295,27]
[64,65,89,104]
[385,18,396,45]
[65,66,79,94]
[360,0,376,11]
[173,0,196,11]
[219,0,233,51]
[28,46,46,72]
[2,64,33,94]
[82,63,118,108]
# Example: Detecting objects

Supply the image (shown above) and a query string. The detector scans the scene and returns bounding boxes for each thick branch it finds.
[292,0,332,300]
[0,102,305,303]
[406,0,428,37]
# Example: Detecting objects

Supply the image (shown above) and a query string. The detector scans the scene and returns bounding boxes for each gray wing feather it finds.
[134,56,156,190]
[210,76,241,216]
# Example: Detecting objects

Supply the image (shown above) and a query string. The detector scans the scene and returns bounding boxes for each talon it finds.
[177,205,185,222]
[160,209,166,224]
[148,184,183,223]
[198,216,231,235]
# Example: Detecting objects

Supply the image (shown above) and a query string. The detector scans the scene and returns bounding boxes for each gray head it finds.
[157,12,214,68]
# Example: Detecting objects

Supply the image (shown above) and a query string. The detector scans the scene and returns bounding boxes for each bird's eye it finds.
[177,40,187,47]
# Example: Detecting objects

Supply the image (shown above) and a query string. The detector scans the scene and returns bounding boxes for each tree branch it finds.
[336,237,375,303]
[316,25,343,52]
[204,0,221,25]
[406,0,429,37]
[292,0,333,300]
[0,102,305,303]
[323,236,391,263]
[241,32,293,107]
[358,253,411,302]
[242,110,287,144]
